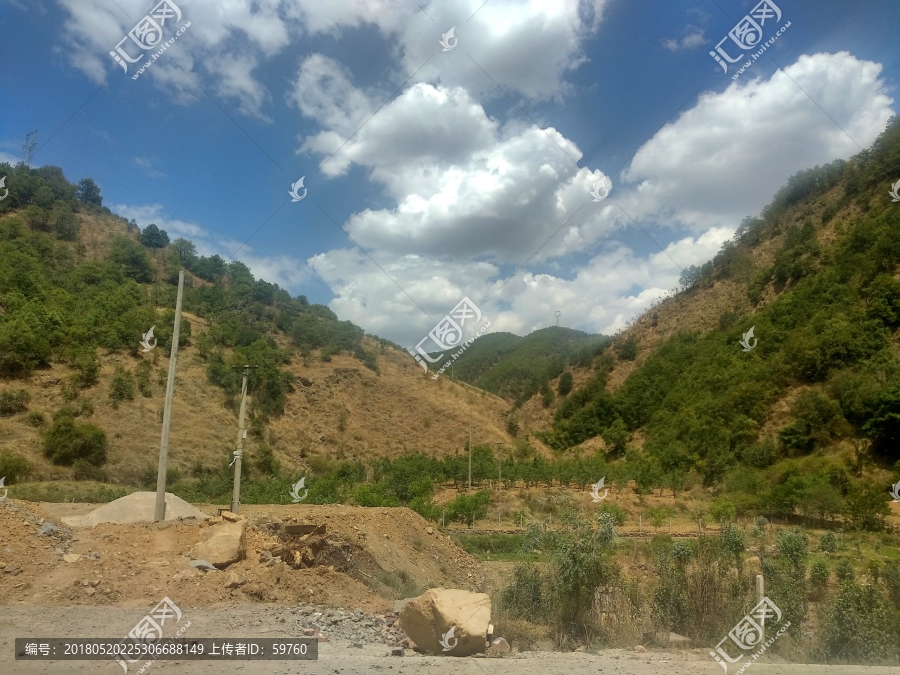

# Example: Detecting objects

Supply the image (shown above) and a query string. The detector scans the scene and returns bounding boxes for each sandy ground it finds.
[1,604,897,675]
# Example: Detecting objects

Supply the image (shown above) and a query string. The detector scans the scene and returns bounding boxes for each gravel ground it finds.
[1,604,897,675]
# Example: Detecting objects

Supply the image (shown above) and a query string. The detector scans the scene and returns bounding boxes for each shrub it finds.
[446,490,491,526]
[775,528,809,570]
[43,413,107,466]
[819,531,837,553]
[616,338,638,361]
[72,350,99,388]
[0,450,32,483]
[836,558,855,584]
[558,372,573,397]
[253,445,280,476]
[26,410,46,427]
[820,581,894,661]
[500,562,546,620]
[135,361,152,398]
[110,366,135,401]
[709,498,737,524]
[351,482,400,507]
[0,389,29,416]
[409,496,441,522]
[72,459,108,482]
[602,418,629,455]
[597,503,627,526]
[809,557,830,597]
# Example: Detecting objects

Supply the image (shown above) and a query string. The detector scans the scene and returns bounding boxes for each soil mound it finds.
[61,492,209,528]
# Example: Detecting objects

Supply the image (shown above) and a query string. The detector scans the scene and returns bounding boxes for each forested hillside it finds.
[450,327,609,405]
[531,115,900,523]
[0,164,515,493]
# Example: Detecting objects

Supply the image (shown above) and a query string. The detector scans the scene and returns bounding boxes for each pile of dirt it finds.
[1,500,485,613]
[60,491,210,527]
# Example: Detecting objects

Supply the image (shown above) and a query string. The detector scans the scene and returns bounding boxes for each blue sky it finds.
[0,0,897,346]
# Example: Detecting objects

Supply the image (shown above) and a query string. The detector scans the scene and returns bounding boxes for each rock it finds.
[391,647,404,657]
[195,521,247,569]
[173,568,201,581]
[80,579,91,587]
[84,587,95,596]
[189,559,217,572]
[302,628,315,636]
[350,642,363,648]
[399,588,491,657]
[426,527,434,535]
[574,645,585,652]
[220,511,240,523]
[317,635,328,643]
[393,598,415,614]
[63,554,81,563]
[89,551,101,559]
[207,516,224,525]
[633,644,646,653]
[224,571,245,588]
[487,637,510,655]
[39,522,59,536]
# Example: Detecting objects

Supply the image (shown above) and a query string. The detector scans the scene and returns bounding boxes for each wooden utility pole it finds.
[154,270,185,522]
[231,365,257,514]
[468,424,472,492]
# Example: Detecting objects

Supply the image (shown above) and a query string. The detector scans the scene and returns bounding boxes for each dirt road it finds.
[1,604,895,675]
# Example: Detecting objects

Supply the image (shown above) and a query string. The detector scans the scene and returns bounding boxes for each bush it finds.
[72,459,107,482]
[253,445,280,476]
[26,410,46,427]
[602,418,629,455]
[775,528,809,570]
[820,581,895,661]
[72,350,99,388]
[500,562,546,620]
[0,389,29,416]
[43,413,107,466]
[0,450,32,483]
[351,482,400,507]
[409,496,441,522]
[110,366,135,401]
[446,490,491,526]
[135,361,152,398]
[819,531,837,553]
[616,338,638,361]
[809,557,830,597]
[709,498,737,524]
[558,372,573,397]
[836,558,855,584]
[597,503,627,526]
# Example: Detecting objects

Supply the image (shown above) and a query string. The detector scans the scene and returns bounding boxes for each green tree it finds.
[446,490,491,527]
[140,223,170,248]
[602,418,629,455]
[75,177,102,206]
[558,371,573,397]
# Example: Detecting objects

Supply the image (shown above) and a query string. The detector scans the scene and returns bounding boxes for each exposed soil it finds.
[0,499,485,614]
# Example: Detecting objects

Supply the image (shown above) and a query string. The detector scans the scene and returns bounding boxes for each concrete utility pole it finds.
[154,270,185,522]
[231,365,257,514]
[756,574,765,643]
[468,423,472,492]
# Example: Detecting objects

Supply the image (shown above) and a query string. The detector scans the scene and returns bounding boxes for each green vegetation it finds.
[42,408,107,467]
[449,328,610,406]
[545,116,900,504]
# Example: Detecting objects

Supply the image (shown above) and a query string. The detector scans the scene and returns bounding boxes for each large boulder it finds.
[195,520,247,569]
[399,588,490,657]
